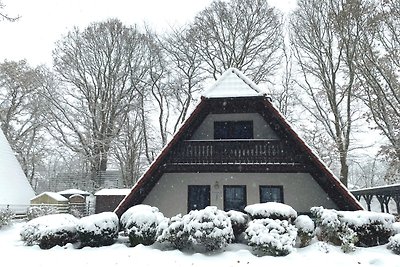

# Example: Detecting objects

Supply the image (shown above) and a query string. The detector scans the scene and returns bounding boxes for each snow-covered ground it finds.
[1,221,399,267]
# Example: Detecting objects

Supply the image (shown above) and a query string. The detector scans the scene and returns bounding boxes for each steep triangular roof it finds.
[115,69,362,216]
[202,68,266,98]
[0,128,35,208]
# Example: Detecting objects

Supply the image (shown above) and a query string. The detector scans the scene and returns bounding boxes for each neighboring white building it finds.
[0,128,35,211]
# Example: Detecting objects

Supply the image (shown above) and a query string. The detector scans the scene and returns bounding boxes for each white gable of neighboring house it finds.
[0,128,35,208]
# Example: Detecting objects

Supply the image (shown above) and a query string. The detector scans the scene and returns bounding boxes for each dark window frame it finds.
[223,185,247,212]
[259,185,284,203]
[214,120,254,139]
[187,185,210,213]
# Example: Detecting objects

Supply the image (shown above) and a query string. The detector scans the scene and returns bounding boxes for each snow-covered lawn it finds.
[1,221,399,267]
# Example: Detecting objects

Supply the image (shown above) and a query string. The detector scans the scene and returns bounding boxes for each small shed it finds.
[30,192,69,213]
[31,192,68,205]
[94,189,131,214]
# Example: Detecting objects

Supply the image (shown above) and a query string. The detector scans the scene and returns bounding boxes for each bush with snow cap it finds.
[388,234,400,254]
[20,213,78,249]
[159,206,234,252]
[244,203,297,222]
[121,204,166,247]
[226,210,250,241]
[295,215,315,247]
[76,212,119,247]
[311,207,394,249]
[339,210,394,247]
[26,205,57,221]
[0,208,14,228]
[245,218,297,256]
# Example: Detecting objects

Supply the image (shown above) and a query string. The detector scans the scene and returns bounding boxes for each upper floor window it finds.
[214,121,253,139]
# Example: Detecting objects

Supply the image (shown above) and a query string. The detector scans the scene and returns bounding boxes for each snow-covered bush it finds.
[76,212,119,247]
[121,205,166,247]
[339,210,394,247]
[245,203,297,222]
[20,214,78,249]
[0,208,14,228]
[295,215,314,247]
[158,214,190,250]
[226,210,250,241]
[311,207,358,252]
[26,205,57,221]
[388,234,400,254]
[245,218,297,256]
[159,206,234,252]
[311,207,394,250]
[392,222,400,235]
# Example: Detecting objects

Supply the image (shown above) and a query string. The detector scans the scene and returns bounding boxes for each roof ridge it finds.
[202,68,265,98]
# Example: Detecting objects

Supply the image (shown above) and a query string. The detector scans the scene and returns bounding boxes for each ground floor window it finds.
[188,185,210,212]
[260,185,284,203]
[224,185,247,211]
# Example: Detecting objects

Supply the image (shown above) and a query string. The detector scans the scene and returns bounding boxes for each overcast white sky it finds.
[0,0,296,66]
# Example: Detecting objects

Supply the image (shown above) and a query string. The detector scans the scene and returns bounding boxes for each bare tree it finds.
[111,108,144,187]
[190,0,283,83]
[0,1,19,22]
[356,1,400,183]
[290,0,375,186]
[162,27,205,133]
[0,60,48,185]
[47,19,147,186]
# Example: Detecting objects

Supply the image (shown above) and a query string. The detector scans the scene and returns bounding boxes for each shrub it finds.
[339,210,394,247]
[121,205,166,247]
[159,206,234,252]
[158,214,190,250]
[0,208,14,228]
[26,206,57,221]
[20,214,78,249]
[311,207,394,250]
[388,234,400,254]
[226,210,250,241]
[244,203,297,222]
[392,222,400,235]
[76,212,119,247]
[245,218,297,256]
[295,215,314,247]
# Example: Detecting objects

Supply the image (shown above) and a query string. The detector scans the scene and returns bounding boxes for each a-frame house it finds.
[115,68,362,217]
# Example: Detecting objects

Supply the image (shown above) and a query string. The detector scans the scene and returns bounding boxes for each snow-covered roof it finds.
[202,68,266,98]
[95,189,131,196]
[0,128,35,206]
[57,188,91,196]
[32,192,68,202]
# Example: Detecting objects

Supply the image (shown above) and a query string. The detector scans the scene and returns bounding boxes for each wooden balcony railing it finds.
[167,140,304,165]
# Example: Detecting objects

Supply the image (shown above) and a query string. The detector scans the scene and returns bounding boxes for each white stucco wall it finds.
[143,172,338,217]
[190,113,279,140]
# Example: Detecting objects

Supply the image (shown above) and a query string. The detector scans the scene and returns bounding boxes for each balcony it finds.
[166,140,305,168]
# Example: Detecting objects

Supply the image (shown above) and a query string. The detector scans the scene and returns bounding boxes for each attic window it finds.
[214,121,253,139]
